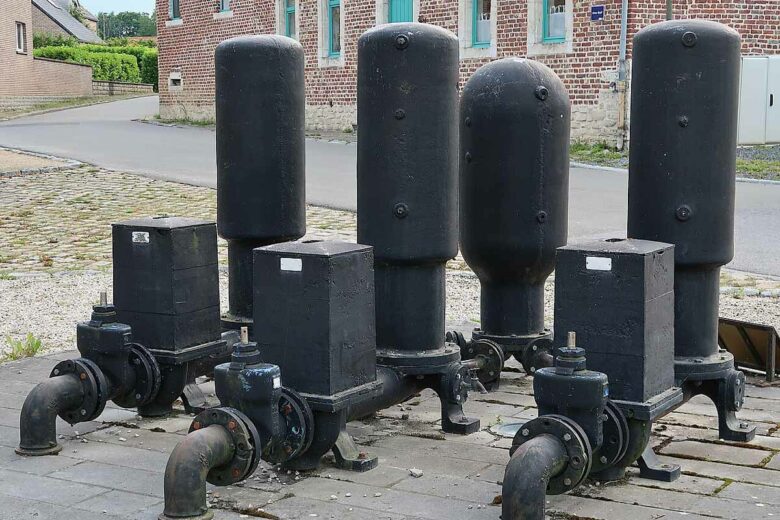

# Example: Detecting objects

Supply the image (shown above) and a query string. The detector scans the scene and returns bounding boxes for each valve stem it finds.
[567,331,577,348]
[99,291,108,307]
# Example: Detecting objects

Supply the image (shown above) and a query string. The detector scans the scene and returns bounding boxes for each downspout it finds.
[616,0,629,149]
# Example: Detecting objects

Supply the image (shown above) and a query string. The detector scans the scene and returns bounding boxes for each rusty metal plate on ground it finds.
[718,317,779,382]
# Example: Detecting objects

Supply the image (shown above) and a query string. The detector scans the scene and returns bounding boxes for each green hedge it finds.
[34,46,140,83]
[32,33,78,48]
[141,49,159,90]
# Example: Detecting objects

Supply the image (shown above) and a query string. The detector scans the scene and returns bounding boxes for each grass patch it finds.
[570,141,627,167]
[736,158,780,181]
[0,95,140,120]
[0,271,16,280]
[153,114,215,127]
[2,333,44,362]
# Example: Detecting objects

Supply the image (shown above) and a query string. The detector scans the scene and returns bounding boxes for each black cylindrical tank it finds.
[356,23,459,353]
[627,20,740,359]
[460,58,570,341]
[215,35,306,333]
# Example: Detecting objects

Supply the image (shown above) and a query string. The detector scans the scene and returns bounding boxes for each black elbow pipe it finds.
[502,434,568,520]
[160,425,235,520]
[16,375,84,456]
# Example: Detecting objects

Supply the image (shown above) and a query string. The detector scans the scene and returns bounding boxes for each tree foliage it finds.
[97,10,156,39]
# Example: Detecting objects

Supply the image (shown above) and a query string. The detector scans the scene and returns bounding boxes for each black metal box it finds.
[253,241,376,397]
[112,217,221,351]
[554,239,675,404]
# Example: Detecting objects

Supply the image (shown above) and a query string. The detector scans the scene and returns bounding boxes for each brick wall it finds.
[93,80,155,96]
[0,0,94,107]
[157,0,780,142]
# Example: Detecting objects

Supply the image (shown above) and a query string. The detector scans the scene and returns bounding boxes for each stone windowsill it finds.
[165,18,183,27]
[213,10,234,20]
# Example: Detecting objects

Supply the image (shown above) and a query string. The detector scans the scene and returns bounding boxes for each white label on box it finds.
[280,258,302,272]
[586,256,612,271]
[132,231,149,244]
[273,376,282,389]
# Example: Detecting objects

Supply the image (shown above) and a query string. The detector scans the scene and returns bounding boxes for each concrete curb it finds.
[0,94,154,123]
[570,161,780,185]
[0,146,83,177]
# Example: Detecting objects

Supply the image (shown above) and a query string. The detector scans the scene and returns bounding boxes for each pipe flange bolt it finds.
[191,407,261,486]
[51,358,108,424]
[590,401,629,474]
[510,414,592,495]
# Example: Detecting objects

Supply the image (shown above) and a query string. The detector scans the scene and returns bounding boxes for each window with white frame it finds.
[458,0,496,59]
[219,0,230,12]
[16,22,27,53]
[527,0,573,56]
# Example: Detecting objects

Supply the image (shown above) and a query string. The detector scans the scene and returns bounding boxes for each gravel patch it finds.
[3,268,776,359]
[736,144,780,162]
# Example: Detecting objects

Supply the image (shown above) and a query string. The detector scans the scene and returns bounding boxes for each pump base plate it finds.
[376,345,461,374]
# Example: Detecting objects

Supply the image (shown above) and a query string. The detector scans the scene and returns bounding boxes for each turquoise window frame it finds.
[328,0,341,57]
[285,0,296,37]
[542,0,566,43]
[471,0,490,48]
[219,0,230,12]
[389,0,413,23]
[169,0,181,19]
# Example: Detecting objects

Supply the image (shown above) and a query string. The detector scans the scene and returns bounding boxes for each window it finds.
[169,0,181,19]
[389,0,413,23]
[543,0,565,42]
[220,0,230,11]
[285,0,296,38]
[328,0,341,56]
[15,22,26,53]
[472,0,490,47]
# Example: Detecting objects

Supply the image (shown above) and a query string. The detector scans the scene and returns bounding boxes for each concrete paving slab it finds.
[659,440,772,466]
[659,455,780,487]
[74,489,162,516]
[0,467,108,506]
[48,460,165,497]
[719,481,780,506]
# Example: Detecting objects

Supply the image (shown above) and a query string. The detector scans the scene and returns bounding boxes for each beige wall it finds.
[31,4,72,39]
[1,0,93,103]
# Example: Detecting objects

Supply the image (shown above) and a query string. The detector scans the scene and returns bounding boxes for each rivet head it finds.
[536,211,548,223]
[535,85,549,101]
[678,116,689,127]
[394,109,406,120]
[464,116,472,127]
[682,31,697,47]
[464,151,472,163]
[675,205,692,221]
[521,429,530,436]
[563,433,572,441]
[395,34,409,50]
[393,203,409,219]
[564,478,572,486]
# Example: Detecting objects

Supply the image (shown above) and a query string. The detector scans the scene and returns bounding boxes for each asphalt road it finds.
[1,95,777,277]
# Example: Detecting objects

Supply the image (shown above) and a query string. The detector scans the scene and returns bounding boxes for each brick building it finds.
[1,0,94,109]
[157,0,780,145]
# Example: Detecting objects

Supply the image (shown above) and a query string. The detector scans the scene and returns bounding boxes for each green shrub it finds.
[3,333,43,362]
[34,46,141,83]
[141,49,159,90]
[33,33,78,48]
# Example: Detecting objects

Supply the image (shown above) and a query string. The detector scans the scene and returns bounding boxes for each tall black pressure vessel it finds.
[356,23,459,353]
[460,58,570,340]
[627,20,741,359]
[215,35,306,332]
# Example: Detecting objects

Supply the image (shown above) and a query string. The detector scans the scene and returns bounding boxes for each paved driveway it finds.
[0,96,777,277]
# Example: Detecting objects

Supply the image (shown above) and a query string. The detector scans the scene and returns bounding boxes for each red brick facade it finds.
[157,0,780,143]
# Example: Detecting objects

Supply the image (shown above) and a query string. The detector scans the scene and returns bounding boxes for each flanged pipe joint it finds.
[17,293,162,456]
[449,57,570,386]
[502,335,642,520]
[627,20,754,442]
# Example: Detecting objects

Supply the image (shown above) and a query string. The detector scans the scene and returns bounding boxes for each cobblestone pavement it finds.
[1,154,780,518]
[0,352,778,519]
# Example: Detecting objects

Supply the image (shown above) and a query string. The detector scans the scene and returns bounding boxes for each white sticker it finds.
[132,231,149,244]
[586,256,612,271]
[273,376,282,389]
[280,258,302,272]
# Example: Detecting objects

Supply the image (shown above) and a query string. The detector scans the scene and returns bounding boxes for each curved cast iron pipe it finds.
[502,434,568,520]
[160,425,235,520]
[347,366,426,421]
[16,375,84,456]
